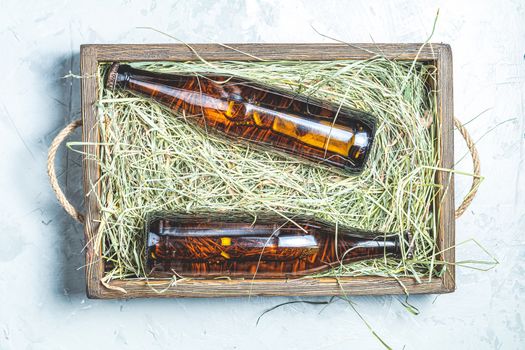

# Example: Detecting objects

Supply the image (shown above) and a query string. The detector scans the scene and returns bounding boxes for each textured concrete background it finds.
[0,0,523,349]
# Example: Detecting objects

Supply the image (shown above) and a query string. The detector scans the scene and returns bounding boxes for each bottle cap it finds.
[105,62,121,90]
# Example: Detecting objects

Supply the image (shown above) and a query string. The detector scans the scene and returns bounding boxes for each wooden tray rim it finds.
[80,43,455,299]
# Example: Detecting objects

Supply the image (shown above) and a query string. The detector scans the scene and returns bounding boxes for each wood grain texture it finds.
[436,44,455,292]
[80,45,104,298]
[80,43,455,299]
[84,43,441,62]
[107,276,444,298]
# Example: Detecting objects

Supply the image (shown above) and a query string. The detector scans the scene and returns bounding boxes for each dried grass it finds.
[75,57,443,283]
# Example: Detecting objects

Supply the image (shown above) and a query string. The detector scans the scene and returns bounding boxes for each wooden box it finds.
[80,43,454,298]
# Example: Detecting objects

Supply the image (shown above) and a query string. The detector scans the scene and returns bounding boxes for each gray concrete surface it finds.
[0,0,523,349]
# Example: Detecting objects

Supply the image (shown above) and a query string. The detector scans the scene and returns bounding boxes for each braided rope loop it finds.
[47,119,84,223]
[453,117,481,219]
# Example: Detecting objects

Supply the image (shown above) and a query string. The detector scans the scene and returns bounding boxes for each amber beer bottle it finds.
[146,214,411,278]
[106,63,376,172]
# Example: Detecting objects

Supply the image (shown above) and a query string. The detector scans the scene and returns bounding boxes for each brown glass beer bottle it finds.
[146,214,411,278]
[106,63,376,173]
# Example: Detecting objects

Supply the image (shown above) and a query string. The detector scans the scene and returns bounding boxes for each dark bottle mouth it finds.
[402,231,414,259]
[346,128,374,172]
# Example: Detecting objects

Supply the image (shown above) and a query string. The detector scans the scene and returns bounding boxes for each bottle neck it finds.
[335,230,411,260]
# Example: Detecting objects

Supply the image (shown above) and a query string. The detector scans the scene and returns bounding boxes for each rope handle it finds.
[47,118,481,223]
[47,119,85,223]
[453,118,481,219]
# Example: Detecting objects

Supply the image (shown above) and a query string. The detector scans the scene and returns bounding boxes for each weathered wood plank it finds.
[436,44,455,292]
[87,43,441,62]
[104,276,446,299]
[80,45,104,298]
